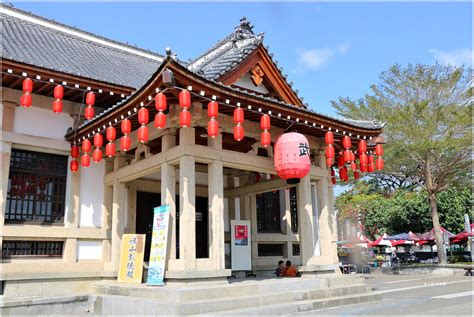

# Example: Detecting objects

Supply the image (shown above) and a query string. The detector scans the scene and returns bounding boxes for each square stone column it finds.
[0,141,12,251]
[208,159,225,270]
[179,155,196,269]
[111,181,127,271]
[296,175,315,265]
[162,131,177,260]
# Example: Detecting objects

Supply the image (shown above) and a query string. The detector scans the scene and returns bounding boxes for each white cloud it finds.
[428,48,473,66]
[297,43,350,71]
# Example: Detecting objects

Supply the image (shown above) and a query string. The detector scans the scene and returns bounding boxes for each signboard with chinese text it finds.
[231,220,251,271]
[117,234,146,283]
[147,205,170,286]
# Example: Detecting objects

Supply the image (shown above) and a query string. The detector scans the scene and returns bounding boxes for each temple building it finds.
[0,5,384,298]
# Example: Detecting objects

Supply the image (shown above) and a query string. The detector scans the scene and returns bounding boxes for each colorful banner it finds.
[147,205,170,286]
[117,234,146,283]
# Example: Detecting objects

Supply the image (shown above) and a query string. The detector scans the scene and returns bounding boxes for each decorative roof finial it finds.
[235,17,254,35]
[165,47,178,61]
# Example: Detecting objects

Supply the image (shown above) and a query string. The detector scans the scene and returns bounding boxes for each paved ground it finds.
[307,274,473,316]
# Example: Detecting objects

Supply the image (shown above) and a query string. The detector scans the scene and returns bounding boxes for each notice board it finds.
[147,205,170,286]
[117,234,146,283]
[231,220,251,271]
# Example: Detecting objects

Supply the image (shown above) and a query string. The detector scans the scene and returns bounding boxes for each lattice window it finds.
[289,187,298,233]
[2,240,64,257]
[257,244,284,257]
[5,149,68,223]
[256,190,281,233]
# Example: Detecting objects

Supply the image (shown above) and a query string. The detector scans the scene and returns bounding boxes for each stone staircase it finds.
[89,275,381,315]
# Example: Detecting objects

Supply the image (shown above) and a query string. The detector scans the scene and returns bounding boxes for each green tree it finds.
[332,64,472,263]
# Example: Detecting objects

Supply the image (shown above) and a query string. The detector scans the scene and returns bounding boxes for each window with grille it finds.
[257,244,284,257]
[256,190,281,233]
[292,243,300,256]
[2,240,64,257]
[289,187,298,233]
[6,149,68,223]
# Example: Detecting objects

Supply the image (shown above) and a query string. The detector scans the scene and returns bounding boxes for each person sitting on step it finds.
[275,260,285,277]
[283,260,298,277]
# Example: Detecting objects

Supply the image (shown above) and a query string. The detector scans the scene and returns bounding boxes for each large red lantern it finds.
[325,144,335,167]
[376,157,384,170]
[337,154,344,168]
[92,133,103,163]
[70,159,79,172]
[121,119,131,134]
[368,162,375,173]
[52,100,63,113]
[274,132,311,184]
[343,149,352,163]
[93,133,103,148]
[85,92,95,120]
[105,126,116,157]
[342,136,352,149]
[180,109,191,128]
[70,145,79,158]
[138,126,149,143]
[179,90,191,108]
[325,131,334,145]
[121,119,131,151]
[155,93,167,129]
[375,144,384,156]
[92,148,102,163]
[52,85,64,113]
[82,139,91,153]
[207,101,219,138]
[358,140,367,154]
[20,78,33,108]
[179,90,192,128]
[81,154,90,167]
[261,131,271,147]
[138,108,149,143]
[105,143,116,157]
[233,107,244,141]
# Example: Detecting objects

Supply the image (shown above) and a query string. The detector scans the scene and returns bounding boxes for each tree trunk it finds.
[428,191,447,264]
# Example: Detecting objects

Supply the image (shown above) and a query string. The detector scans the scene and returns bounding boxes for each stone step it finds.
[210,292,382,315]
[89,284,371,315]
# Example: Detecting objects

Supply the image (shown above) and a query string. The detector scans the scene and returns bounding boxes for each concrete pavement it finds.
[297,274,473,316]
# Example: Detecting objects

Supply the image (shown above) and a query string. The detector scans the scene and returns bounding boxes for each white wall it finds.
[13,104,74,140]
[77,240,102,260]
[79,161,104,227]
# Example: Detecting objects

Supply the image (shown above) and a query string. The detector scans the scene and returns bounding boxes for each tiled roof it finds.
[1,5,163,89]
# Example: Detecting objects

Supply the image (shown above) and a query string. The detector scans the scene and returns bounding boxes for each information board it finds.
[147,205,170,286]
[117,234,146,283]
[230,220,251,271]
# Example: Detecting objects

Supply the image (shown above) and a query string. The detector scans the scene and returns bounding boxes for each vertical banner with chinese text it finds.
[147,205,170,286]
[117,234,146,283]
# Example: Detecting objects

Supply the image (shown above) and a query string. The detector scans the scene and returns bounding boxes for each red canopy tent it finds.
[450,224,474,244]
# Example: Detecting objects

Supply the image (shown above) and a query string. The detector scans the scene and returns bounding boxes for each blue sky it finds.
[11,2,472,195]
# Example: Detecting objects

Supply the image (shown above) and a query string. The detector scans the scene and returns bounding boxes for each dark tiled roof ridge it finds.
[1,3,164,59]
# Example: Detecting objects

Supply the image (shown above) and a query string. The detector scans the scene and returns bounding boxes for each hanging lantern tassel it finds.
[154,92,167,129]
[137,108,149,143]
[233,107,245,141]
[70,145,80,172]
[52,85,64,113]
[207,101,219,138]
[260,114,271,147]
[120,119,131,151]
[105,126,116,157]
[85,92,95,120]
[92,133,103,163]
[179,90,191,128]
[20,78,33,108]
[81,139,91,168]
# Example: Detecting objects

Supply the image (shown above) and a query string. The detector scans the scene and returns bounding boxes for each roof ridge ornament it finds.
[165,47,178,61]
[232,17,255,42]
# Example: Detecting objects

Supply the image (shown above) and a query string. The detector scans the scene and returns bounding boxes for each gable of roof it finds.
[1,4,163,89]
[186,18,306,108]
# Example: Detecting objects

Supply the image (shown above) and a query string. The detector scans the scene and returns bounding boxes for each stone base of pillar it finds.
[298,264,341,278]
[163,269,231,287]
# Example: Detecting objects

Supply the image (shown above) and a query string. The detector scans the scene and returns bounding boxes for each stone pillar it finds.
[208,159,225,270]
[111,181,127,271]
[296,176,314,265]
[0,141,12,251]
[316,177,333,259]
[179,155,196,269]
[162,131,177,260]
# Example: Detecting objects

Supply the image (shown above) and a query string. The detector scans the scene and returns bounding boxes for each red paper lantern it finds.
[339,166,348,182]
[350,162,357,171]
[368,155,375,163]
[234,124,244,141]
[343,150,352,163]
[360,163,367,173]
[260,114,270,131]
[359,153,368,165]
[376,157,384,170]
[105,143,116,157]
[121,119,131,134]
[82,139,91,153]
[52,100,63,113]
[70,159,79,172]
[54,85,64,99]
[354,171,360,179]
[233,107,244,124]
[138,126,149,143]
[20,93,32,108]
[86,92,95,106]
[208,119,219,138]
[179,90,191,108]
[81,154,90,167]
[155,92,167,111]
[71,145,79,158]
[180,109,191,128]
[93,133,103,147]
[120,135,131,151]
[261,131,271,147]
[208,101,219,118]
[155,112,167,129]
[274,132,311,184]
[337,154,344,168]
[92,148,102,163]
[138,108,149,125]
[368,162,375,173]
[22,78,33,93]
[375,144,384,156]
[84,106,94,120]
[350,151,356,162]
[358,140,367,154]
[342,136,352,149]
[106,126,116,141]
[326,158,333,167]
[325,144,335,159]
[325,131,334,145]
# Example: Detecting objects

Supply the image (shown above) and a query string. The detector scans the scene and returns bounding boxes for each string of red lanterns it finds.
[233,106,245,141]
[179,90,191,128]
[207,100,219,138]
[53,85,64,113]
[20,78,33,108]
[105,126,116,157]
[154,92,167,129]
[260,114,271,147]
[120,119,132,152]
